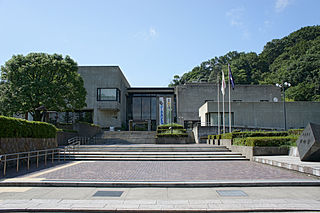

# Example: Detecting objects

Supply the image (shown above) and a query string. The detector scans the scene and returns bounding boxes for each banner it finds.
[166,97,172,124]
[159,97,164,125]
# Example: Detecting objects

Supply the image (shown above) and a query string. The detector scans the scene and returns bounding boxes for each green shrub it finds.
[157,123,184,130]
[234,136,298,147]
[288,129,304,135]
[0,116,57,138]
[230,131,289,139]
[156,124,187,137]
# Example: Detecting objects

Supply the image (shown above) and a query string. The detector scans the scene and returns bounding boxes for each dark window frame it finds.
[97,88,121,102]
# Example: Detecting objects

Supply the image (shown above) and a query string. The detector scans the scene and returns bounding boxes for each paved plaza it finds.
[1,144,320,212]
[17,160,318,182]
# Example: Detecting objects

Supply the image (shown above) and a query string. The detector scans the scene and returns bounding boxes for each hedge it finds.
[0,116,57,138]
[157,123,184,130]
[233,136,298,147]
[156,124,187,137]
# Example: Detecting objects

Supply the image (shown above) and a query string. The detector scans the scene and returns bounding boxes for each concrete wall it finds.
[78,66,130,128]
[175,83,281,124]
[0,138,57,154]
[200,101,320,129]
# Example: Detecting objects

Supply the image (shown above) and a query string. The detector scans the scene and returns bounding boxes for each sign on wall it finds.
[166,97,172,124]
[159,97,164,125]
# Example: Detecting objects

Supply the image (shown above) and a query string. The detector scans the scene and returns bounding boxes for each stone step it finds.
[61,151,237,155]
[55,157,248,161]
[61,154,244,158]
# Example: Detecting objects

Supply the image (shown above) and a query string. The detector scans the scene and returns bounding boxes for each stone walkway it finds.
[15,160,317,182]
[0,186,320,212]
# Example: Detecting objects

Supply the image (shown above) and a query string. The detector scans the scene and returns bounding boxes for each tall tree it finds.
[0,53,87,121]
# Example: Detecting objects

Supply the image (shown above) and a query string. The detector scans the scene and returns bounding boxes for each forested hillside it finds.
[169,26,320,101]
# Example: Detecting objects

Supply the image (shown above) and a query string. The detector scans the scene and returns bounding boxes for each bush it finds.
[157,123,184,130]
[233,136,298,147]
[288,129,304,135]
[231,131,289,139]
[156,124,187,137]
[0,116,57,138]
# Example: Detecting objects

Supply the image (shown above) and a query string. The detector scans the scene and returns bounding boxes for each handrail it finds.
[0,148,64,176]
[0,136,97,176]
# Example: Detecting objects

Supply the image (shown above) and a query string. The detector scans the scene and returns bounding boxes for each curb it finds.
[1,180,320,187]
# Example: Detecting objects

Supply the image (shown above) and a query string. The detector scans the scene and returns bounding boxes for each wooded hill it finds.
[169,26,320,101]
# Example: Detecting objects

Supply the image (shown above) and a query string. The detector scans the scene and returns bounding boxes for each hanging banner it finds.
[159,97,164,125]
[166,97,172,124]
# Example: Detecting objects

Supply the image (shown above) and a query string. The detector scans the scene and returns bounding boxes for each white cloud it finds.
[226,7,250,39]
[134,27,158,40]
[226,7,245,27]
[149,27,157,37]
[275,0,290,12]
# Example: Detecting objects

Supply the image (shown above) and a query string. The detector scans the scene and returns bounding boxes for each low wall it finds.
[0,138,57,154]
[56,131,78,146]
[73,123,102,137]
[156,137,188,144]
[217,139,290,160]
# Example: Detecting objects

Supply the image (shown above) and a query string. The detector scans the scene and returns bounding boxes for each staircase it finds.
[61,144,248,161]
[97,131,157,144]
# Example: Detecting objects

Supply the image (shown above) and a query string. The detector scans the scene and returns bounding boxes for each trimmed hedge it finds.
[0,116,57,138]
[156,124,188,137]
[157,123,184,130]
[233,136,298,147]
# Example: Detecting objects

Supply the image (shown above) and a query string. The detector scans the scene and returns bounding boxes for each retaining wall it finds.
[0,138,57,154]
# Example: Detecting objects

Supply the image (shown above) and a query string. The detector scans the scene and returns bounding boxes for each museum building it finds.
[52,66,320,131]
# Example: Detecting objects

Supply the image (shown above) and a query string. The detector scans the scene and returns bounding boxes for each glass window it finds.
[141,97,151,120]
[151,97,157,120]
[97,88,120,101]
[132,97,142,120]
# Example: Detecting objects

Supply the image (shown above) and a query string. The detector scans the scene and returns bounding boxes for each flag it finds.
[228,64,235,90]
[221,70,226,96]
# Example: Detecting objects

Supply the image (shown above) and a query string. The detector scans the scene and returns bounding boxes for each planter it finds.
[156,136,188,144]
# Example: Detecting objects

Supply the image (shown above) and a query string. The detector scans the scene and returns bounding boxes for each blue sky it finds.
[0,0,319,86]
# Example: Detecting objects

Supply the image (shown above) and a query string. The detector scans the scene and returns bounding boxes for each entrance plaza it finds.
[0,143,320,212]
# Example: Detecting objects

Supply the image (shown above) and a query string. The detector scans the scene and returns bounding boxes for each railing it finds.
[0,148,65,176]
[0,136,98,176]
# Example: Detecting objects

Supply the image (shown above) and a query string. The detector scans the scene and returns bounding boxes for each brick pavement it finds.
[23,160,318,181]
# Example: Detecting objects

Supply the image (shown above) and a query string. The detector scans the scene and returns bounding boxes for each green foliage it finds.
[0,53,87,120]
[169,25,320,101]
[0,115,57,138]
[233,136,298,147]
[288,129,304,135]
[156,123,187,137]
[157,123,184,129]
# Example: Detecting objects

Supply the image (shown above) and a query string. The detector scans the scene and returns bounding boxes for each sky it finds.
[0,0,319,87]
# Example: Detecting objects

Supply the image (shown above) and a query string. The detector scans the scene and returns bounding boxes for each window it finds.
[97,88,120,102]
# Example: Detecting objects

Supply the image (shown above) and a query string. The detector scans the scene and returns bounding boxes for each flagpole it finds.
[222,72,225,134]
[228,64,232,133]
[217,74,220,135]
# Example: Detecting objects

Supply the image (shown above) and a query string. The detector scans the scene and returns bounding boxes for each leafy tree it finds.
[169,25,320,101]
[0,53,87,121]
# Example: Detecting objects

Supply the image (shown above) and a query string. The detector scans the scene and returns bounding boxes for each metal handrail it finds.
[0,148,65,176]
[0,136,99,176]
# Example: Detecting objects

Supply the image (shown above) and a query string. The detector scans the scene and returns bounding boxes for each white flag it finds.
[221,70,226,96]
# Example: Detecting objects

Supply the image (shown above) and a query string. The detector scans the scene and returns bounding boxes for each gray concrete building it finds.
[51,65,319,131]
[78,66,130,128]
[199,101,320,130]
[175,83,281,127]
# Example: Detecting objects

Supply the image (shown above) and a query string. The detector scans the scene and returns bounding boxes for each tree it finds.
[0,53,87,121]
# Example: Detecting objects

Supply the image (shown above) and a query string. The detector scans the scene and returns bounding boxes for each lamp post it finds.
[276,82,291,131]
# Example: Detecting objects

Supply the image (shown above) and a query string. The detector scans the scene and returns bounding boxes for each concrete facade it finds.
[175,83,281,125]
[78,66,130,128]
[199,101,320,130]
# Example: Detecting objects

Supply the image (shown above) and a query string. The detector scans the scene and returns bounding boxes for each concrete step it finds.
[60,154,244,158]
[55,157,248,161]
[60,151,238,155]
